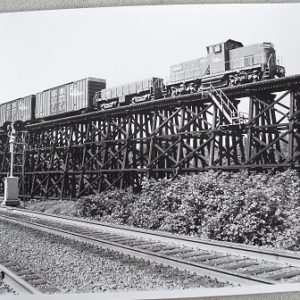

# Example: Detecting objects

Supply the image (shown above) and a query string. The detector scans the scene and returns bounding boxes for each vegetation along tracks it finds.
[1,207,300,287]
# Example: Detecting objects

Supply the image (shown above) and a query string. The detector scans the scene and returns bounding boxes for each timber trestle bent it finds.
[1,75,300,199]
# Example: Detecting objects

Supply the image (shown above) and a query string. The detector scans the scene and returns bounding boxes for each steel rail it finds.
[0,212,276,286]
[6,207,300,268]
[22,74,300,130]
[0,264,42,295]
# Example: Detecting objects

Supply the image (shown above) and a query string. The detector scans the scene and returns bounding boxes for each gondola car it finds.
[94,77,164,109]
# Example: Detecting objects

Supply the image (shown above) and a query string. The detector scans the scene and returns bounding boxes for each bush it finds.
[76,188,136,224]
[75,170,300,251]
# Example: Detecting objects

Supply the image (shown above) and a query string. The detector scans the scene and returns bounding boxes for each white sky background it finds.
[0,4,300,105]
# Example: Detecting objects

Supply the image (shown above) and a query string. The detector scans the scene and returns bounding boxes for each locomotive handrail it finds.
[209,84,247,126]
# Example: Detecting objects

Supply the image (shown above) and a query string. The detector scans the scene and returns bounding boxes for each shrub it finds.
[75,170,300,250]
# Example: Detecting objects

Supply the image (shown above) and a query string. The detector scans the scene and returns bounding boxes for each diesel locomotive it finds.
[0,39,285,130]
[94,39,285,107]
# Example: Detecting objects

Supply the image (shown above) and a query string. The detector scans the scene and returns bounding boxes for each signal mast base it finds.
[2,177,19,207]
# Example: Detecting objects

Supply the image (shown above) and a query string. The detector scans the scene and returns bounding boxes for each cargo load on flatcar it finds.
[94,77,164,109]
[35,77,106,119]
[0,95,35,129]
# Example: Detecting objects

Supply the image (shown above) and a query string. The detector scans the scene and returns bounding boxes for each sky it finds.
[0,4,300,104]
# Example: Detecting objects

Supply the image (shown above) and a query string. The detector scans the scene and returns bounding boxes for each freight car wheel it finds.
[13,120,25,131]
[3,122,12,133]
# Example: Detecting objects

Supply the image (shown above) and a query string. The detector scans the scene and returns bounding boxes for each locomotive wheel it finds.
[228,77,235,86]
[253,72,263,82]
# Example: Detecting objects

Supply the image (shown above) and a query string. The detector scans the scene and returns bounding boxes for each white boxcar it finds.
[35,77,106,119]
[0,95,35,128]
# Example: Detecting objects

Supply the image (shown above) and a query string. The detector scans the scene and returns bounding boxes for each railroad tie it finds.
[223,261,259,270]
[23,274,42,281]
[2,262,18,268]
[16,270,35,276]
[265,269,300,281]
[246,266,284,275]
[161,249,194,256]
[29,279,48,285]
[177,251,209,259]
[189,253,225,262]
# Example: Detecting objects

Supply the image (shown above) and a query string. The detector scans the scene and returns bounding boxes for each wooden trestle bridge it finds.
[1,75,300,200]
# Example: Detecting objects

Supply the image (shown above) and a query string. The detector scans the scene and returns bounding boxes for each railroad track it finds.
[1,207,300,287]
[0,259,42,295]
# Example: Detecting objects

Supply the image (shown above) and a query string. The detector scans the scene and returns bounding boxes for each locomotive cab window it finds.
[214,44,222,53]
[207,46,214,54]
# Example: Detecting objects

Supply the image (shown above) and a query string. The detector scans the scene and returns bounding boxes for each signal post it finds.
[2,125,19,207]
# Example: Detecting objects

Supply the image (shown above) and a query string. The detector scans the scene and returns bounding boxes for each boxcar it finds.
[0,95,35,128]
[35,77,106,119]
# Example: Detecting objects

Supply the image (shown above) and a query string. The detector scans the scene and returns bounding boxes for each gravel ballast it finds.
[0,221,227,294]
[0,279,16,295]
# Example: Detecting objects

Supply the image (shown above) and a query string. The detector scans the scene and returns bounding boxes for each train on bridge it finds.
[0,39,285,130]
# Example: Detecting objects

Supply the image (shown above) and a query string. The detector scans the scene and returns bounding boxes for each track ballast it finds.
[1,207,300,287]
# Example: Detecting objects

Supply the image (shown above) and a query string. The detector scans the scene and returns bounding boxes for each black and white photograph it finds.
[0,2,300,299]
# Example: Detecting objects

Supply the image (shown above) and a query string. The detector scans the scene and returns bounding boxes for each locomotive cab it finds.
[206,39,243,75]
[200,39,244,88]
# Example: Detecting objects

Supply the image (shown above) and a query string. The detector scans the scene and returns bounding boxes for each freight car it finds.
[94,77,164,109]
[35,77,106,119]
[0,77,106,131]
[0,95,35,130]
[166,39,285,95]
